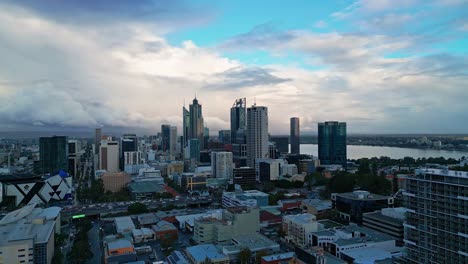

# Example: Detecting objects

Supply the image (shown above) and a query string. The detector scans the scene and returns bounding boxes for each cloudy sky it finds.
[0,0,467,135]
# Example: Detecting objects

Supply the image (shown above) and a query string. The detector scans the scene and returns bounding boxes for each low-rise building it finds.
[102,172,131,193]
[283,213,319,247]
[261,252,295,264]
[362,207,406,245]
[152,220,178,241]
[167,250,190,264]
[301,199,332,218]
[222,234,280,263]
[193,207,260,244]
[128,181,165,200]
[186,244,230,264]
[222,189,269,208]
[105,239,137,264]
[131,228,154,243]
[332,190,394,223]
[0,203,58,264]
[136,213,159,227]
[232,167,256,188]
[115,216,135,235]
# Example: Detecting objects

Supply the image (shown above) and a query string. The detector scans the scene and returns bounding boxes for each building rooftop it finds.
[229,233,279,252]
[186,244,228,262]
[415,167,468,178]
[341,248,392,263]
[333,227,396,246]
[0,203,37,225]
[153,220,177,232]
[108,239,133,251]
[167,250,190,264]
[261,252,295,261]
[334,190,390,201]
[363,210,404,225]
[283,213,317,224]
[0,220,55,246]
[128,181,164,193]
[114,216,135,232]
[302,199,333,211]
[137,213,159,225]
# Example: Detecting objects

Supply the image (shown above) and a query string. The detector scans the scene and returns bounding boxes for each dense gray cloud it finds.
[0,1,467,135]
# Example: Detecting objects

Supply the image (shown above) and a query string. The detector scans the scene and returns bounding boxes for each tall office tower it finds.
[169,126,178,156]
[188,139,200,161]
[99,140,120,172]
[401,168,468,263]
[161,124,171,152]
[120,134,138,170]
[290,117,300,154]
[230,98,246,144]
[204,127,210,150]
[189,97,204,150]
[39,136,68,174]
[318,121,347,168]
[246,105,269,168]
[212,152,234,181]
[95,128,102,154]
[68,140,81,177]
[183,106,190,147]
[218,130,231,145]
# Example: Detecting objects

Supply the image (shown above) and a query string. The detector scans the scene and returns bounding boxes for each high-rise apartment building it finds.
[68,139,81,178]
[100,140,120,172]
[211,152,233,181]
[189,97,204,150]
[401,168,468,263]
[246,105,269,168]
[161,124,171,152]
[290,117,300,154]
[39,136,68,174]
[170,126,178,156]
[318,121,347,168]
[230,98,246,144]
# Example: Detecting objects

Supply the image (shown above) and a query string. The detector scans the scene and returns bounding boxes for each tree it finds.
[238,248,251,264]
[128,202,148,214]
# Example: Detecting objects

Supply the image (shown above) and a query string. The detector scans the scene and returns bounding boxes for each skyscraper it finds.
[169,126,177,156]
[188,139,200,161]
[161,124,171,152]
[290,117,300,154]
[230,98,246,144]
[246,105,269,168]
[100,140,120,172]
[211,152,234,181]
[183,106,190,147]
[39,136,68,174]
[189,97,204,150]
[401,168,468,263]
[120,134,138,170]
[95,128,102,154]
[318,121,347,168]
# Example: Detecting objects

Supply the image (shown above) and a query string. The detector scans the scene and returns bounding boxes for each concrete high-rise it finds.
[318,121,347,168]
[290,117,300,154]
[230,98,246,144]
[189,97,204,150]
[161,124,171,152]
[100,140,120,172]
[211,152,233,181]
[401,168,468,263]
[169,126,178,156]
[39,136,68,174]
[246,105,269,168]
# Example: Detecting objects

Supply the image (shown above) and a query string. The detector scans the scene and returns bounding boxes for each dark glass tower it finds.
[189,97,204,150]
[290,117,300,154]
[182,106,190,148]
[120,134,138,170]
[318,121,347,168]
[39,136,68,174]
[161,124,171,152]
[230,98,246,144]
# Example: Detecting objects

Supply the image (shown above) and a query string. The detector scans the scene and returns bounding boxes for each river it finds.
[299,144,468,160]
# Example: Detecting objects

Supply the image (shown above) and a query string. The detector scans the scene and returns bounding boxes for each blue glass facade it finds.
[318,121,347,168]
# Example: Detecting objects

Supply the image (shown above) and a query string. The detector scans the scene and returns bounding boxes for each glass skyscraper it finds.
[39,136,68,174]
[318,121,347,168]
[230,98,246,144]
[290,117,300,154]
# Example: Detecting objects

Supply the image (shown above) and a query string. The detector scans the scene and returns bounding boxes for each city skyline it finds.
[0,1,467,134]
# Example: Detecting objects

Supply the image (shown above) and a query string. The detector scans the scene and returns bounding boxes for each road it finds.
[86,222,102,264]
[62,196,213,219]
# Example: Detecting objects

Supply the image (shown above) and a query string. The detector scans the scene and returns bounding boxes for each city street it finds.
[86,222,102,264]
